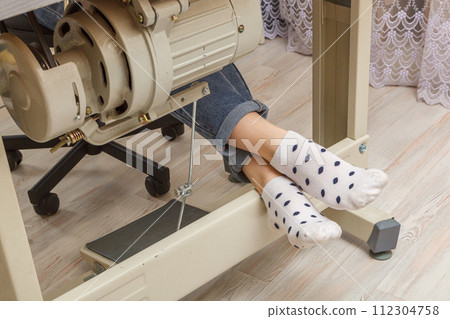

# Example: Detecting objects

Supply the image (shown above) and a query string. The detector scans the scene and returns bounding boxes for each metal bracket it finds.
[148,81,210,120]
[176,183,192,198]
[125,0,189,28]
[122,0,155,27]
[83,261,106,282]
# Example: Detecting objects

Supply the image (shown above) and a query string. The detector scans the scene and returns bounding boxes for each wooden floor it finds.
[1,37,449,300]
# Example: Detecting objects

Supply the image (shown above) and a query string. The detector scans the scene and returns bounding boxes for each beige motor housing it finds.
[0,0,263,145]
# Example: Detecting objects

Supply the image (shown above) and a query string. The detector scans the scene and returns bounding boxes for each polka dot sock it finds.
[270,130,388,211]
[261,176,342,249]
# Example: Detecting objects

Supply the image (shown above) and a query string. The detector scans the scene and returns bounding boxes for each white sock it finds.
[270,131,388,210]
[261,176,342,249]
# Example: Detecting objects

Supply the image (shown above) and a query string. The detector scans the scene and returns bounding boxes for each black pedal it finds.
[85,199,208,263]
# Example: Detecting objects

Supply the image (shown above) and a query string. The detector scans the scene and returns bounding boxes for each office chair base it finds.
[4,115,184,216]
[23,140,171,216]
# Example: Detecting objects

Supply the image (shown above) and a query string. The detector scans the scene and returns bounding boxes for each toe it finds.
[328,220,342,239]
[369,169,389,188]
[287,232,316,249]
[288,220,342,248]
[315,220,342,241]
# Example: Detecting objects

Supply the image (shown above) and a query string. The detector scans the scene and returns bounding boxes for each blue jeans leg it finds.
[171,64,269,183]
[33,2,64,30]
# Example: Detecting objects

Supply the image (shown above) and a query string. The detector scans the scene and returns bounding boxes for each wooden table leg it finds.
[0,136,42,300]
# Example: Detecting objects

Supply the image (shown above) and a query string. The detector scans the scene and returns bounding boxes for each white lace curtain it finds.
[261,0,449,108]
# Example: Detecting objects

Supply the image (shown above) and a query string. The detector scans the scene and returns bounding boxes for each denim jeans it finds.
[34,3,268,183]
[33,2,65,30]
[171,64,269,183]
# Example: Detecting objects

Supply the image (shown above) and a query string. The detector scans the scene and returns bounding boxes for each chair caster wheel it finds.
[33,193,60,216]
[161,123,184,141]
[173,122,185,136]
[7,150,23,171]
[145,176,170,197]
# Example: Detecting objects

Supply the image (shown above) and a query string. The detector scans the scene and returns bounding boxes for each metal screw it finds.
[238,25,245,33]
[121,0,131,6]
[359,144,367,153]
[86,107,92,115]
[106,114,112,120]
[138,13,144,24]
[202,87,210,95]
[74,115,82,121]
[172,15,178,22]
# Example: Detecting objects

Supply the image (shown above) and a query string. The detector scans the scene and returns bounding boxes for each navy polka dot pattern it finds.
[262,176,342,249]
[305,154,310,163]
[293,144,298,152]
[269,131,389,211]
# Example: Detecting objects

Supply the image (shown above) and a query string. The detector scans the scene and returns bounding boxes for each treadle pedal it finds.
[84,199,208,264]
